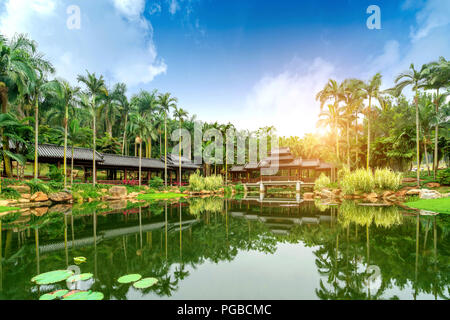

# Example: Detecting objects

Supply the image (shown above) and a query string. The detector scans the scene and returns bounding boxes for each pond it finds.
[0,197,448,300]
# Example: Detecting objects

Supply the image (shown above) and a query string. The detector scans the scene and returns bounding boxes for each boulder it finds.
[402,178,419,183]
[419,189,441,200]
[49,204,72,214]
[303,192,314,200]
[365,192,378,199]
[425,182,441,188]
[9,185,31,194]
[127,192,140,198]
[32,207,48,216]
[18,199,30,204]
[49,192,73,203]
[31,192,48,202]
[109,186,127,198]
[382,191,395,199]
[332,189,342,196]
[320,189,334,199]
[406,189,421,196]
[109,200,127,210]
[22,193,31,200]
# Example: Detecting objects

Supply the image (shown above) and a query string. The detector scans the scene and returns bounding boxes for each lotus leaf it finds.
[133,277,158,289]
[67,273,93,283]
[39,293,57,300]
[31,270,74,285]
[62,290,104,300]
[117,274,142,284]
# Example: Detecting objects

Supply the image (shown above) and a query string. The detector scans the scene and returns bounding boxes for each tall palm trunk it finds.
[139,139,142,187]
[366,96,371,170]
[179,121,182,186]
[63,103,68,187]
[164,113,168,187]
[355,112,359,168]
[424,137,430,176]
[122,114,128,155]
[415,93,420,188]
[71,145,74,186]
[92,101,96,186]
[433,89,439,179]
[346,121,350,168]
[34,99,39,179]
[0,86,12,178]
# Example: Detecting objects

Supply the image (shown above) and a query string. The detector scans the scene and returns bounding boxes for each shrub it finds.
[234,183,244,193]
[47,165,64,182]
[314,173,331,191]
[204,175,223,191]
[374,168,402,191]
[47,181,64,192]
[189,171,205,191]
[438,168,450,185]
[340,169,375,195]
[148,176,164,189]
[0,187,21,199]
[25,179,50,194]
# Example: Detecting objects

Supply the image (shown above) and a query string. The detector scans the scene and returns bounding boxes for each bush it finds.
[148,176,164,189]
[314,173,331,191]
[47,165,64,182]
[189,171,223,191]
[0,187,21,199]
[374,168,402,191]
[438,168,450,185]
[234,183,244,193]
[25,179,50,194]
[340,169,375,195]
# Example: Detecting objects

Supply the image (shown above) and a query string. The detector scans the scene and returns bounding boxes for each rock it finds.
[18,199,30,204]
[32,207,48,216]
[402,178,419,183]
[366,192,378,199]
[425,182,441,188]
[31,192,48,202]
[109,186,127,198]
[127,192,140,198]
[109,200,127,210]
[382,191,395,199]
[303,192,314,200]
[9,185,31,194]
[49,204,72,214]
[320,189,334,199]
[332,189,342,195]
[22,193,31,200]
[100,188,108,193]
[406,189,421,196]
[419,189,441,200]
[0,200,11,206]
[49,192,72,203]
[104,196,121,201]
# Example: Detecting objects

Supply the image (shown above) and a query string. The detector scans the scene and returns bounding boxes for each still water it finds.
[0,197,448,300]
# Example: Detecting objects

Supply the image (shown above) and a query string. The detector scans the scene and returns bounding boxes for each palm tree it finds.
[51,80,80,187]
[0,35,37,177]
[316,80,344,161]
[317,104,345,161]
[173,107,188,186]
[67,119,90,186]
[390,64,427,187]
[134,90,159,158]
[112,83,130,156]
[360,73,384,170]
[157,93,178,187]
[423,57,450,179]
[77,71,106,186]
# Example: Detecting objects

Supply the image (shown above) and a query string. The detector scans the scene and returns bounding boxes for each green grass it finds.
[405,197,450,214]
[0,206,20,213]
[137,193,188,200]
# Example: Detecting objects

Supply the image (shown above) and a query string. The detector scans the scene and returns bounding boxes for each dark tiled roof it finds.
[161,154,201,170]
[268,147,291,155]
[39,144,103,162]
[101,153,165,169]
[301,159,321,168]
[230,165,246,172]
[317,162,333,170]
[244,162,259,170]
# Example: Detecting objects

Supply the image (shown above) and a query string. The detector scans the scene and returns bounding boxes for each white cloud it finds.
[232,58,335,138]
[168,0,180,15]
[0,0,166,89]
[409,0,450,41]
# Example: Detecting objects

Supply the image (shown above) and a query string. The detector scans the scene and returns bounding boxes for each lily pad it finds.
[133,277,158,289]
[67,273,93,283]
[51,289,69,298]
[62,290,104,300]
[39,293,57,300]
[117,274,142,284]
[31,270,74,285]
[74,256,87,264]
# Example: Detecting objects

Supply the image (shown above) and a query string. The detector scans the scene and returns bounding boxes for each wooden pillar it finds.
[83,166,86,183]
[124,168,127,182]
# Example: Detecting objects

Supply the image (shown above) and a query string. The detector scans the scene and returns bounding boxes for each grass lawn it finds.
[405,197,450,214]
[0,206,20,213]
[137,193,188,200]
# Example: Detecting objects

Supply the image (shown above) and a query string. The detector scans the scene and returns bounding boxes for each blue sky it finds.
[1,0,449,137]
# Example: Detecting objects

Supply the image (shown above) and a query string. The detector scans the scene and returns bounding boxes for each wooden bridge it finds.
[243,177,315,193]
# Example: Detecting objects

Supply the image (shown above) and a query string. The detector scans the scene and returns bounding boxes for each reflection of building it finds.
[230,147,333,183]
[229,199,334,235]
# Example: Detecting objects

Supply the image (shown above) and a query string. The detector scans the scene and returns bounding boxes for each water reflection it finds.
[0,198,448,300]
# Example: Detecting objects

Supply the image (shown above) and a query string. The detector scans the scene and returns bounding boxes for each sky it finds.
[0,0,449,137]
